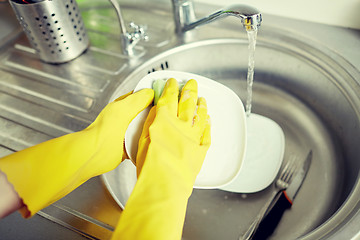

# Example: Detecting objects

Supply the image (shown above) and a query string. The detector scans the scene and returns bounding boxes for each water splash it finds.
[245,29,258,117]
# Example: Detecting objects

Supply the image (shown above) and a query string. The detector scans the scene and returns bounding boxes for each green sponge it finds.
[152,79,186,105]
[152,79,167,105]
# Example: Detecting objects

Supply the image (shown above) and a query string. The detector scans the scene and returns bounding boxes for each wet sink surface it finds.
[0,2,359,240]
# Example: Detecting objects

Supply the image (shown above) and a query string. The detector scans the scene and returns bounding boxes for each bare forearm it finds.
[0,170,24,218]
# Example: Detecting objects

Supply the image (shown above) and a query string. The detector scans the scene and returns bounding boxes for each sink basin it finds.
[0,1,359,239]
[104,30,360,239]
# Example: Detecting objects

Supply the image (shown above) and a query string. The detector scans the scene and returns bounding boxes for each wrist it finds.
[0,170,24,218]
[137,157,194,200]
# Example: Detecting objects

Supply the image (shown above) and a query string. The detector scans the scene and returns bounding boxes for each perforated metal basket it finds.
[9,0,89,63]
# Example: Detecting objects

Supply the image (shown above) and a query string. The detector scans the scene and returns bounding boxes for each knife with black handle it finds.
[252,192,292,239]
[252,151,312,239]
[10,0,44,4]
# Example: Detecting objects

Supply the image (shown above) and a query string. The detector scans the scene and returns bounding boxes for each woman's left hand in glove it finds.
[0,89,154,218]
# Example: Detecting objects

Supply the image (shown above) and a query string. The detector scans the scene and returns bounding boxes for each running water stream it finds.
[245,29,258,117]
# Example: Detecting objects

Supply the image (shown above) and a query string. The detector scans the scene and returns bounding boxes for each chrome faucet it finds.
[171,0,262,33]
[109,0,148,56]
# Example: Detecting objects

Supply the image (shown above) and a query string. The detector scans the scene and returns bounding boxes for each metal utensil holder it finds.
[9,0,90,64]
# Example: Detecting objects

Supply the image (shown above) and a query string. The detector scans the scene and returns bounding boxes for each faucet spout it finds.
[172,1,262,33]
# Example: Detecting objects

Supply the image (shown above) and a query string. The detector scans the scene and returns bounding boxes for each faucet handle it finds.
[108,0,148,56]
[128,22,149,43]
[121,22,148,56]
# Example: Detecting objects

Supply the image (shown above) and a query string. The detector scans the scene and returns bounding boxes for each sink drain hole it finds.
[148,61,169,74]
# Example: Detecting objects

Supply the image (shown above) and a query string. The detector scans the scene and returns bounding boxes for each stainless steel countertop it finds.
[0,1,359,239]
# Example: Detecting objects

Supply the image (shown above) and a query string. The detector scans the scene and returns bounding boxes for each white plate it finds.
[118,70,247,189]
[102,159,137,209]
[220,113,285,193]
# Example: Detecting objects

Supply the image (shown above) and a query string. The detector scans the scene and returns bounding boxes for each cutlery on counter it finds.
[240,151,313,240]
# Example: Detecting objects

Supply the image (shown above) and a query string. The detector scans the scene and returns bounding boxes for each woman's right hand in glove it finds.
[112,78,211,240]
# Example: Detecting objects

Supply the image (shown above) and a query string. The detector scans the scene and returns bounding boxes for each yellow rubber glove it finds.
[0,89,154,218]
[112,78,211,240]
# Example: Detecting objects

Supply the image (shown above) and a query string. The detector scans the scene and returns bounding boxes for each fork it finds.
[240,156,298,240]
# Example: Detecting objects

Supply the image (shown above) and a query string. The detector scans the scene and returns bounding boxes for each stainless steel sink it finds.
[0,1,359,240]
[105,34,360,240]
